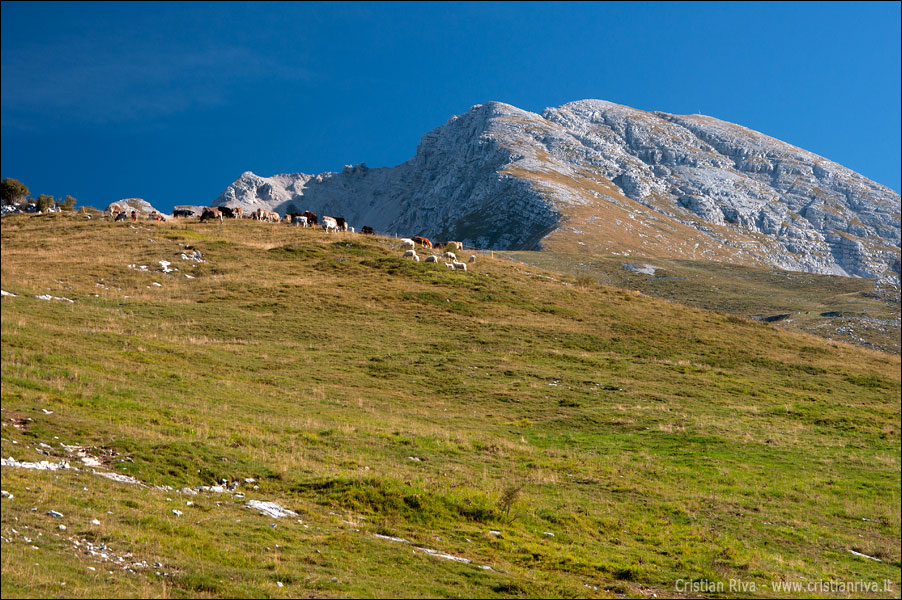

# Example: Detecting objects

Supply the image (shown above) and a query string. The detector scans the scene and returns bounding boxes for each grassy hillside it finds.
[2,213,900,598]
[500,251,901,355]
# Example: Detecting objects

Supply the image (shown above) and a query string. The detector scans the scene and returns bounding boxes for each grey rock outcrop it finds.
[213,100,900,282]
[106,198,163,216]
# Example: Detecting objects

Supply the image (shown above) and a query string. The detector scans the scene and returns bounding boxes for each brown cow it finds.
[199,207,223,223]
[412,236,433,249]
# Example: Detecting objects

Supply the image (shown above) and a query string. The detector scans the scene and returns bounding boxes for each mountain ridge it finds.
[213,100,901,283]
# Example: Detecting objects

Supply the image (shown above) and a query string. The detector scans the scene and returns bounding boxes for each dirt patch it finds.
[2,411,33,431]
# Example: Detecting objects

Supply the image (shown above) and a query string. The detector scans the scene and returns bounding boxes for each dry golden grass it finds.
[1,212,899,598]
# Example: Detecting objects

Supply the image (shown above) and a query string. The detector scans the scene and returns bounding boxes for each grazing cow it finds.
[412,236,433,249]
[322,216,339,233]
[452,261,467,272]
[446,241,462,251]
[292,215,308,227]
[468,255,476,263]
[425,255,438,263]
[401,238,415,250]
[114,211,129,222]
[302,211,318,227]
[232,207,244,219]
[335,217,350,231]
[361,226,375,235]
[252,208,277,222]
[172,208,195,218]
[403,250,419,261]
[219,206,235,219]
[443,251,457,260]
[200,207,223,223]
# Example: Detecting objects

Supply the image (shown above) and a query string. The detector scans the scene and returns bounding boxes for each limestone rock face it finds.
[106,198,163,215]
[213,100,900,283]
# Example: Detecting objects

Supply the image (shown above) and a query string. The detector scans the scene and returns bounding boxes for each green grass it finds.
[1,213,900,598]
[500,251,901,354]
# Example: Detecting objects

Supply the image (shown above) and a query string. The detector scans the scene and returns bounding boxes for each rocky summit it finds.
[214,100,901,283]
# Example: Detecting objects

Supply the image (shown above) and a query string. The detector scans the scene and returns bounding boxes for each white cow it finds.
[322,216,339,233]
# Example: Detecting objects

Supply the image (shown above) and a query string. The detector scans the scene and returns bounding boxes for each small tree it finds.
[0,178,29,205]
[61,195,78,211]
[35,194,54,212]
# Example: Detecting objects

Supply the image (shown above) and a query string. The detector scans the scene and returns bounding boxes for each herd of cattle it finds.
[108,204,476,271]
[179,206,357,233]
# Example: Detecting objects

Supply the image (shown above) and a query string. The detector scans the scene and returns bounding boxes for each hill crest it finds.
[213,100,901,283]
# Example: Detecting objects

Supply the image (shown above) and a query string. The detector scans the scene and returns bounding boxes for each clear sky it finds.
[2,1,900,213]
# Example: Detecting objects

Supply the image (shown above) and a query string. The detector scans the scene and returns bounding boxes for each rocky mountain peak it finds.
[212,100,900,283]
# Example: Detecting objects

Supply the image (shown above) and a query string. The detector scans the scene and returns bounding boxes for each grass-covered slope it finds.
[500,251,901,355]
[1,213,900,598]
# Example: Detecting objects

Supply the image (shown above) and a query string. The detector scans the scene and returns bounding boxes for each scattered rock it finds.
[848,549,881,562]
[623,263,660,275]
[246,500,297,519]
[2,457,75,471]
[92,471,143,486]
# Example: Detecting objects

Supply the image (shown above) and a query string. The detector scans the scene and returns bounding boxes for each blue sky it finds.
[2,1,900,213]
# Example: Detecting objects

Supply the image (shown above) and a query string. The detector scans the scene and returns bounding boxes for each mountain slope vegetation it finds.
[1,213,899,598]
